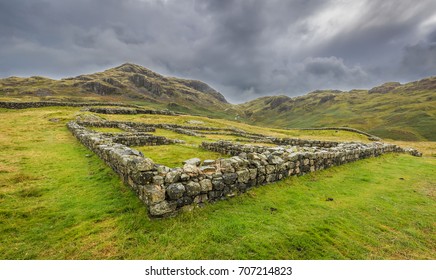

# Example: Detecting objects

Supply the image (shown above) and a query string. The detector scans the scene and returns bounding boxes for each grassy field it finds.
[0,107,435,259]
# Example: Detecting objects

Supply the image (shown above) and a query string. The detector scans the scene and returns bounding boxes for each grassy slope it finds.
[0,107,435,259]
[238,82,436,141]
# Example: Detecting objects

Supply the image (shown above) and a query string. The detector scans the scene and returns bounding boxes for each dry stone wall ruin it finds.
[67,119,422,218]
[0,101,141,109]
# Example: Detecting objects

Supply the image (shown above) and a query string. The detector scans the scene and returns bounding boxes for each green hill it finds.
[0,63,236,117]
[237,78,436,141]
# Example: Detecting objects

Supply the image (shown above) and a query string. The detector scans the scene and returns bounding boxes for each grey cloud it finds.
[400,42,436,79]
[0,0,435,103]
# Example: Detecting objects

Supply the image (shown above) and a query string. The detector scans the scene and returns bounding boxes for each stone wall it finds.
[0,101,139,109]
[77,121,156,133]
[102,132,184,146]
[298,127,381,141]
[67,121,421,218]
[88,107,177,115]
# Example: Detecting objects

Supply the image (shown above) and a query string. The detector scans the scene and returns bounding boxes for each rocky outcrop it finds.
[82,81,120,95]
[128,74,164,96]
[174,79,228,103]
[368,82,402,94]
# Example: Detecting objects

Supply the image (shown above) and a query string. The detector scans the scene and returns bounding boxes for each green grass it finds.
[136,144,225,168]
[90,127,125,133]
[0,107,435,259]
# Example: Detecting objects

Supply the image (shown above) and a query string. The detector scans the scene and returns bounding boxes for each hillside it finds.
[0,63,234,117]
[238,78,436,141]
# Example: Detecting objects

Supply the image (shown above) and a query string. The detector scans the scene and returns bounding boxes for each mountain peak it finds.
[112,63,163,78]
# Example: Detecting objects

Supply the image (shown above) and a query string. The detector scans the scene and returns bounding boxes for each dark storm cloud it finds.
[1,0,435,103]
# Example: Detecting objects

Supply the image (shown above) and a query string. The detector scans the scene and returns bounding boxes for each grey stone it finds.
[183,164,199,175]
[149,201,177,216]
[194,194,208,204]
[200,166,216,174]
[153,175,164,185]
[212,178,224,190]
[157,165,171,174]
[183,158,201,166]
[142,184,165,204]
[248,153,261,160]
[266,164,276,174]
[203,159,215,166]
[268,155,284,165]
[249,168,257,180]
[135,157,155,171]
[185,181,201,196]
[180,173,190,181]
[220,158,235,173]
[199,179,213,192]
[223,173,237,184]
[266,174,277,182]
[237,169,250,183]
[167,183,185,200]
[165,170,180,184]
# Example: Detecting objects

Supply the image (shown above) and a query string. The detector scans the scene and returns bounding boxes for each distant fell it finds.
[238,76,436,141]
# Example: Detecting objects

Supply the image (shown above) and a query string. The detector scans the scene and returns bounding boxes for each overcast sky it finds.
[1,0,435,103]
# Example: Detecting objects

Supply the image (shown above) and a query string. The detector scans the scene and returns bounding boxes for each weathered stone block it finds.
[199,179,213,192]
[249,168,257,180]
[136,158,155,171]
[237,169,250,183]
[153,175,164,185]
[183,158,201,166]
[200,166,216,174]
[180,173,190,181]
[266,174,277,182]
[167,183,185,200]
[266,164,275,174]
[183,164,199,176]
[165,170,181,184]
[212,178,224,190]
[268,155,284,165]
[185,181,201,196]
[142,184,165,204]
[222,173,237,184]
[149,201,177,216]
[203,159,216,166]
[194,194,208,204]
